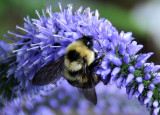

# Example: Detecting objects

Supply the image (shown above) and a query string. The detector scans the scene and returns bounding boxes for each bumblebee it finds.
[32,36,106,104]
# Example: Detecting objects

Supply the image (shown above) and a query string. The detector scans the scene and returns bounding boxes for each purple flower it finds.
[152,77,160,84]
[123,54,130,64]
[110,56,122,66]
[138,84,144,94]
[139,95,145,105]
[111,67,121,76]
[137,53,153,62]
[144,97,150,105]
[135,60,145,69]
[36,106,54,115]
[135,77,143,83]
[126,73,134,85]
[135,53,153,69]
[151,65,160,73]
[119,31,134,44]
[110,67,120,84]
[128,88,135,100]
[0,3,159,115]
[153,101,159,108]
[144,74,151,80]
[153,108,159,115]
[128,66,135,73]
[144,62,154,73]
[126,41,143,55]
[1,81,149,115]
[148,84,155,90]
[135,91,140,98]
[116,75,124,88]
[147,91,153,99]
[118,43,126,55]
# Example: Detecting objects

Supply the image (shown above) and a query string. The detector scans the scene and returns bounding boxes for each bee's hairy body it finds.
[64,38,97,88]
[32,36,106,105]
[65,40,95,69]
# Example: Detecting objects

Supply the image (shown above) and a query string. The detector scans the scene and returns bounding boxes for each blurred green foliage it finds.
[0,0,146,42]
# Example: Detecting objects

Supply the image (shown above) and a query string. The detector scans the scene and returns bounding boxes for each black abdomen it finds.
[67,78,99,88]
[68,69,82,76]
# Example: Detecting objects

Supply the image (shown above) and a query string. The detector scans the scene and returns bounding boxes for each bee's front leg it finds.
[89,53,106,68]
[89,53,107,85]
[98,75,108,85]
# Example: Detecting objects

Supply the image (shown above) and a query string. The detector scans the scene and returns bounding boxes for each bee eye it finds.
[81,36,93,48]
[84,38,92,47]
[86,41,91,46]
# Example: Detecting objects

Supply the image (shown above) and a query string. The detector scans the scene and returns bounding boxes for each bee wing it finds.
[78,87,97,105]
[32,55,64,86]
[78,57,97,104]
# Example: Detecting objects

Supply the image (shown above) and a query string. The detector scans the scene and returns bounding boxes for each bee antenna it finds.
[93,38,101,47]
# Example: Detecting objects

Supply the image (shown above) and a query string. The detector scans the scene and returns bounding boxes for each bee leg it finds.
[93,74,107,85]
[93,48,99,58]
[98,75,108,85]
[89,53,106,68]
[94,52,98,58]
[89,53,107,85]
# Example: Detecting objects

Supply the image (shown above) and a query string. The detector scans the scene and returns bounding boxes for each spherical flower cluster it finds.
[1,80,149,115]
[0,3,160,114]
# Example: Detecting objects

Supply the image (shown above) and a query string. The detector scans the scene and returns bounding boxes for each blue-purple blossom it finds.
[1,80,149,115]
[148,83,155,90]
[152,76,160,84]
[0,4,160,115]
[138,83,144,94]
[145,73,151,80]
[153,101,159,108]
[128,66,135,73]
[118,43,126,55]
[135,77,143,83]
[126,41,143,55]
[126,73,134,85]
[123,54,130,64]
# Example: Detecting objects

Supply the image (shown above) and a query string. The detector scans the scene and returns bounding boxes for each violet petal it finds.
[128,88,135,100]
[111,67,120,76]
[144,74,151,81]
[116,76,124,88]
[128,66,135,73]
[153,101,159,108]
[118,43,126,55]
[135,91,140,98]
[152,77,160,84]
[153,108,159,115]
[148,84,155,90]
[135,77,143,83]
[126,73,134,85]
[147,91,153,98]
[138,84,144,94]
[123,54,130,64]
[144,97,150,105]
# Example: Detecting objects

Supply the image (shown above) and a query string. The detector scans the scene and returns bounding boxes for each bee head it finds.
[84,36,101,46]
[76,36,93,49]
[78,36,101,49]
[83,36,93,48]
